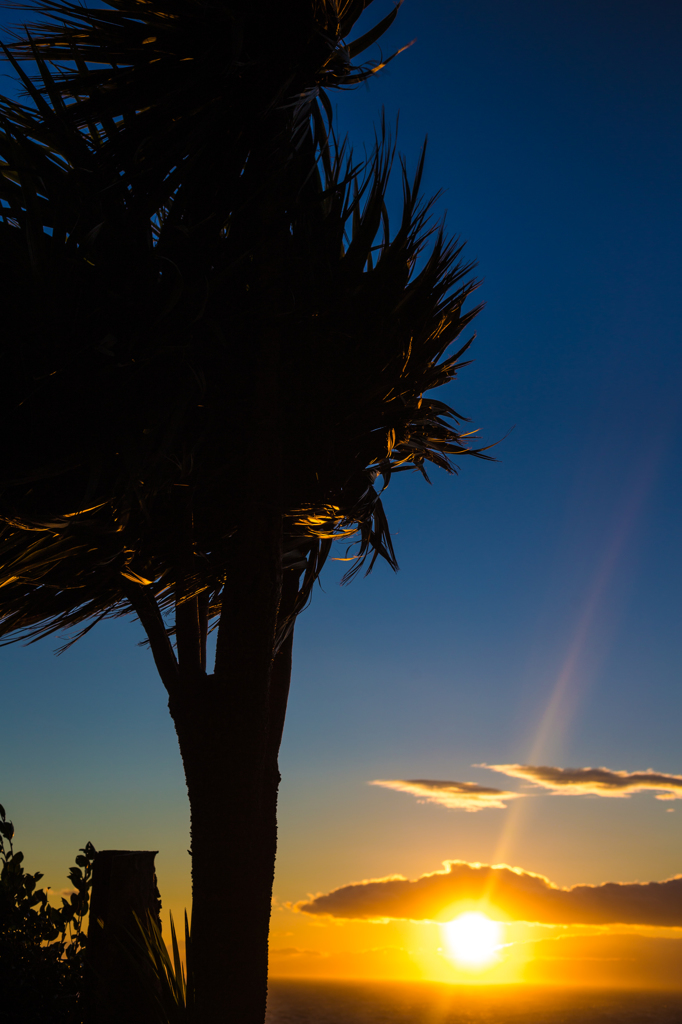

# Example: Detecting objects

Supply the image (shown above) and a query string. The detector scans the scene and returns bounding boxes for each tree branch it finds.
[198,587,209,672]
[122,580,180,697]
[174,502,203,680]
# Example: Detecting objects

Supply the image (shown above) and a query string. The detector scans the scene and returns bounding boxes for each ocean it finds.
[266,979,682,1024]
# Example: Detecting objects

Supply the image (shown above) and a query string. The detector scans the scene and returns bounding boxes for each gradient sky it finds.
[2,0,682,988]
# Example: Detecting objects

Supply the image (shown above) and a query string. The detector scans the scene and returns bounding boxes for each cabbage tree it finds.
[0,2,489,1019]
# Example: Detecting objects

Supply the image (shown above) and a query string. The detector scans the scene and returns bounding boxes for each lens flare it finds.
[443,912,502,965]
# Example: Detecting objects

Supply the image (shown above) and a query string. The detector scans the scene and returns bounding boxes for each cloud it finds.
[297,860,682,927]
[269,945,419,981]
[525,934,682,989]
[479,764,682,801]
[368,778,524,812]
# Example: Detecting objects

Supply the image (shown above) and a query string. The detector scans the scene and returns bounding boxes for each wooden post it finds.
[86,850,162,1023]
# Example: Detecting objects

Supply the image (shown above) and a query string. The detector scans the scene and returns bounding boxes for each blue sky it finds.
[277,0,682,891]
[2,0,681,964]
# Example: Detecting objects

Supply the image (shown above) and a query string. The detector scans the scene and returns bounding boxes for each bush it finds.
[0,803,95,1024]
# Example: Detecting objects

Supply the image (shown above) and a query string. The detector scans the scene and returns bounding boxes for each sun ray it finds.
[486,448,664,878]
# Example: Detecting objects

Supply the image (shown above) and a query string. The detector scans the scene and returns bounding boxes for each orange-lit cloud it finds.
[480,763,682,800]
[297,860,682,926]
[368,778,524,811]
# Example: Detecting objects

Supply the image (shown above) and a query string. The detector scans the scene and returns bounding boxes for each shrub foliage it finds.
[0,803,94,1024]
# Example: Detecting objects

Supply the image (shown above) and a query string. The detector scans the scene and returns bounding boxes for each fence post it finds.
[86,850,162,1023]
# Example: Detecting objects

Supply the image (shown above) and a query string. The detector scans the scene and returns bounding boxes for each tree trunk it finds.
[150,128,295,1024]
[171,691,280,1023]
[167,507,294,1024]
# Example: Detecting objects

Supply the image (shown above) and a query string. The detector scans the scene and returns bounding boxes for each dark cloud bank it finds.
[298,861,682,927]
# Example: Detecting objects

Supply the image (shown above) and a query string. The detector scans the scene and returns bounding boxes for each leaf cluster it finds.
[127,909,194,1024]
[0,0,491,655]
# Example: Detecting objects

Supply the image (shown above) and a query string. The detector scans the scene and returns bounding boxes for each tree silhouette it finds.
[0,1,491,1019]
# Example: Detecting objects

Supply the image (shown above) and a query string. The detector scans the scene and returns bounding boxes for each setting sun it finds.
[443,913,503,965]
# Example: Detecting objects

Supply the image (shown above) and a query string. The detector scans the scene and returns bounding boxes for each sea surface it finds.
[266,979,682,1024]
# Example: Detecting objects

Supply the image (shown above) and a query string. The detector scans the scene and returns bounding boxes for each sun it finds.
[443,912,503,965]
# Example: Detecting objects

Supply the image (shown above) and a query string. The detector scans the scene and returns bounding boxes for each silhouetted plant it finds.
[0,803,95,1024]
[0,3,492,1020]
[126,909,194,1024]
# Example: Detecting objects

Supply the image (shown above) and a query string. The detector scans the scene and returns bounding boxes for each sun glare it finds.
[443,912,503,965]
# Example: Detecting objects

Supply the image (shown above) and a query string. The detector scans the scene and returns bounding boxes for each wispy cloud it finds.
[479,763,682,800]
[368,778,524,812]
[296,860,682,926]
[525,933,682,989]
[368,763,682,812]
[270,947,323,958]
